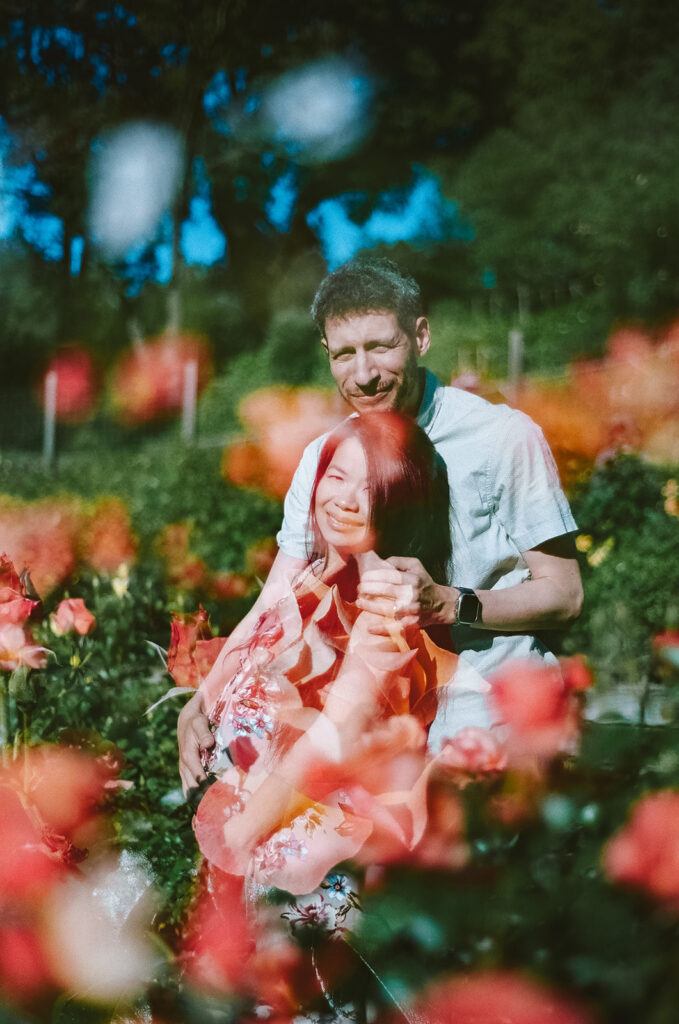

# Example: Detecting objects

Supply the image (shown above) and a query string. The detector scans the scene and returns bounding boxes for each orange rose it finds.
[603,790,679,909]
[80,498,137,574]
[50,598,96,637]
[111,333,213,424]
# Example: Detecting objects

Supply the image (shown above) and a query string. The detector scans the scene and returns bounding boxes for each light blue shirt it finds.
[276,370,578,746]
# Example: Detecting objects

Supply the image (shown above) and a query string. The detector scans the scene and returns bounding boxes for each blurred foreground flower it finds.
[260,56,374,163]
[45,852,158,1003]
[222,386,347,499]
[402,969,594,1024]
[111,333,212,425]
[490,658,591,762]
[88,121,184,257]
[50,597,96,636]
[603,789,679,910]
[167,606,226,688]
[0,747,148,1012]
[38,346,100,423]
[180,871,253,995]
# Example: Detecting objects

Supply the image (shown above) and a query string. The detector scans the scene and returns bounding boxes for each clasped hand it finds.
[355,554,449,633]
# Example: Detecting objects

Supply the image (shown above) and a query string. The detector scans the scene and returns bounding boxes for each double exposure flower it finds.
[603,790,679,910]
[50,598,96,637]
[167,606,226,688]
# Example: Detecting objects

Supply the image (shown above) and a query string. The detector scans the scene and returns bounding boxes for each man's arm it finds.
[356,535,583,633]
[177,549,306,795]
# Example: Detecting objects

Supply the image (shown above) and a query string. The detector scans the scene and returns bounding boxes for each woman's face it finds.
[315,436,376,558]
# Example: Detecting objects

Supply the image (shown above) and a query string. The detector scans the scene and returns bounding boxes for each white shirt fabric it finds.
[276,370,578,748]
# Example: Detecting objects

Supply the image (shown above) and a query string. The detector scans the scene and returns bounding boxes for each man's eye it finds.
[333,352,353,361]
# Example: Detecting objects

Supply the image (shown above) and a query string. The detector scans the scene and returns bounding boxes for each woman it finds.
[193,411,457,896]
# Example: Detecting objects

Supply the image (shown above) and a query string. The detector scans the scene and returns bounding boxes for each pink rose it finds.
[50,598,96,636]
[437,727,507,778]
[603,790,679,909]
[0,624,48,671]
[490,659,583,759]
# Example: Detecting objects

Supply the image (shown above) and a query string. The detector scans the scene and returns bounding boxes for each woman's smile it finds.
[314,437,376,557]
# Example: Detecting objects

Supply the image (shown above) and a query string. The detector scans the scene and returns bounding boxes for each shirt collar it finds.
[416,369,443,433]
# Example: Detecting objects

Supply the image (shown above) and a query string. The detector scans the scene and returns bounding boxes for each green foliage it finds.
[23,565,199,923]
[354,724,679,1022]
[566,456,679,686]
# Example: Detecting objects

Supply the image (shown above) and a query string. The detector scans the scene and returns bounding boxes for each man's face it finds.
[322,311,430,416]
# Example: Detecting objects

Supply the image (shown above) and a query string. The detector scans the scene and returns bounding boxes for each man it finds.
[178,257,582,794]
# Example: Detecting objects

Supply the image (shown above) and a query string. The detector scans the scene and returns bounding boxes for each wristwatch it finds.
[455,587,481,625]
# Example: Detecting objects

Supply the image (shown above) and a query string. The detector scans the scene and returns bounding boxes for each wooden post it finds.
[181,359,198,443]
[43,371,57,464]
[508,329,524,397]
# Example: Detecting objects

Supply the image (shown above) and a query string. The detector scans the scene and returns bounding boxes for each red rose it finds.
[167,606,226,688]
[39,346,99,423]
[0,553,39,625]
[603,790,679,909]
[50,598,96,637]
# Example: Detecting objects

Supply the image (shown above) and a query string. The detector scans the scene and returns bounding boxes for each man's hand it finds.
[356,555,455,632]
[178,689,214,797]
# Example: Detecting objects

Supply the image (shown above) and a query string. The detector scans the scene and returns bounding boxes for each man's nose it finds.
[353,349,378,388]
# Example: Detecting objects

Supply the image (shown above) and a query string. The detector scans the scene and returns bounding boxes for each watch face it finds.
[457,592,480,624]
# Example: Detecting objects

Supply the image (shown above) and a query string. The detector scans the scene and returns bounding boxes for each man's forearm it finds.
[436,575,583,632]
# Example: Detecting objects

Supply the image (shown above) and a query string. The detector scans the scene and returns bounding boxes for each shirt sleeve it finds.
[490,409,578,553]
[276,435,325,558]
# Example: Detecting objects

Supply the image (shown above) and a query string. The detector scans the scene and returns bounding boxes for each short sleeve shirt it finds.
[276,370,578,743]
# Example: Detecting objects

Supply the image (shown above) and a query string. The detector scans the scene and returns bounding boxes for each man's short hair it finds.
[310,256,422,339]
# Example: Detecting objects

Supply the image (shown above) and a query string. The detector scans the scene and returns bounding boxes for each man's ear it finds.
[321,337,329,356]
[414,317,431,357]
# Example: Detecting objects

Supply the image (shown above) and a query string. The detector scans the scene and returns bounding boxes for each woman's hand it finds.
[178,690,215,796]
[356,555,455,632]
